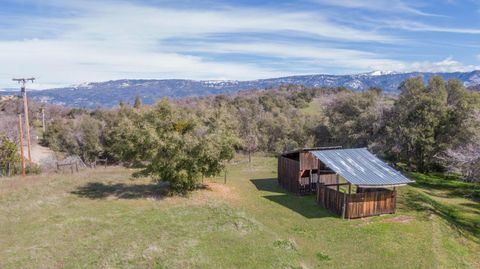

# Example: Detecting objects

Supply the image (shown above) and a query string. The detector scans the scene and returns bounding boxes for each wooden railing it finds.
[347,190,396,218]
[317,184,396,219]
[317,185,345,216]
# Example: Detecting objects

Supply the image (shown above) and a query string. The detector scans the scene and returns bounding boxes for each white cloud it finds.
[177,41,406,72]
[0,0,477,89]
[311,0,443,16]
[0,39,286,89]
[404,57,480,73]
[388,21,480,34]
[163,40,480,74]
[0,1,399,88]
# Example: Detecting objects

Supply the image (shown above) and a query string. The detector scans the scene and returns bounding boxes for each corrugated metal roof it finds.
[280,146,342,156]
[311,148,413,186]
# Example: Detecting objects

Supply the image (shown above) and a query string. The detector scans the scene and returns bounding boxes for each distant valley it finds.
[1,70,479,108]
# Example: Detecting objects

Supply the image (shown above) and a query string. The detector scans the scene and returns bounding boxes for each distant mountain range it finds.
[1,70,479,108]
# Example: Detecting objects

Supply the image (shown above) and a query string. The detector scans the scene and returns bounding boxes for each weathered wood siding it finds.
[278,156,300,194]
[347,190,396,218]
[317,185,345,215]
[300,151,318,171]
[299,173,319,195]
[318,174,337,185]
[317,186,397,219]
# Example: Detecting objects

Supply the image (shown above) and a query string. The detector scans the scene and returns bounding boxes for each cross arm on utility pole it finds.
[13,78,35,93]
[12,78,35,83]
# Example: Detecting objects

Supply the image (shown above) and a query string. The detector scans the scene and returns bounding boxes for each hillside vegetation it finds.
[1,70,479,108]
[0,156,479,268]
[1,77,479,193]
[1,77,479,268]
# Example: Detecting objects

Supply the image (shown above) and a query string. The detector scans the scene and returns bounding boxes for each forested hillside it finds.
[1,70,479,108]
[1,76,479,193]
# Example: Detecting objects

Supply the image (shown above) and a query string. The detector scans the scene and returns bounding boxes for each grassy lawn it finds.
[1,156,479,268]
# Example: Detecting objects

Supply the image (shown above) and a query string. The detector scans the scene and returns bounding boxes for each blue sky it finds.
[0,0,479,89]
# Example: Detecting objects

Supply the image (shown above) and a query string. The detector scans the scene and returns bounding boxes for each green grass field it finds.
[1,156,479,268]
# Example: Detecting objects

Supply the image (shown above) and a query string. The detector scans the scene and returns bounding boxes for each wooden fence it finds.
[317,184,345,216]
[317,184,396,219]
[56,161,79,173]
[347,190,396,218]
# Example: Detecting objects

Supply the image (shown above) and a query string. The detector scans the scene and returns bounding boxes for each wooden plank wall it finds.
[300,151,318,170]
[317,185,345,215]
[347,190,396,219]
[319,174,337,185]
[317,186,397,218]
[278,156,300,194]
[299,173,320,195]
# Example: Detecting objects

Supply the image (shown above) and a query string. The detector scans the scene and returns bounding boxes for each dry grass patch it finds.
[381,215,415,224]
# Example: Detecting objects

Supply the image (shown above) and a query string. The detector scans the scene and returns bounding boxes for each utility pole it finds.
[41,107,46,133]
[13,78,35,168]
[18,114,26,176]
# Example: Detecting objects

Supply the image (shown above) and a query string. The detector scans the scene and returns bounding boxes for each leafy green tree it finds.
[107,99,237,194]
[43,118,79,155]
[75,116,104,162]
[0,134,19,175]
[43,113,105,162]
[324,89,384,148]
[385,77,477,172]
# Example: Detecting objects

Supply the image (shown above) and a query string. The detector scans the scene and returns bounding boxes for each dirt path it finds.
[22,142,56,166]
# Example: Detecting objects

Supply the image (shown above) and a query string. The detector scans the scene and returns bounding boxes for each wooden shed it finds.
[278,148,413,218]
[277,146,342,195]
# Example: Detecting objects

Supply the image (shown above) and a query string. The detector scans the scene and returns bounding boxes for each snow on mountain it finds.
[365,70,399,76]
[1,70,479,108]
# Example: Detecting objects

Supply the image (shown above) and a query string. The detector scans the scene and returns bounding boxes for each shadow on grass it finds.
[460,202,480,212]
[403,189,480,242]
[71,182,169,200]
[264,195,334,218]
[250,178,333,219]
[250,178,285,193]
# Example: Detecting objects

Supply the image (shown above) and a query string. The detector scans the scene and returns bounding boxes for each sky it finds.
[0,0,479,89]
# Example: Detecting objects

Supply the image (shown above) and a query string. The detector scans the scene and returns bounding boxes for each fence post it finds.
[347,183,351,219]
[341,191,347,219]
[336,174,340,191]
[393,187,397,214]
[322,183,326,207]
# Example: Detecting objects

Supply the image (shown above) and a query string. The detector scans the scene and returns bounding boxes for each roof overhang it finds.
[357,184,409,188]
[311,148,413,186]
[280,146,342,156]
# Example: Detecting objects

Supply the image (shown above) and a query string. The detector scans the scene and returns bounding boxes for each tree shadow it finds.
[460,202,480,211]
[71,182,169,200]
[250,178,285,193]
[264,194,334,218]
[250,178,334,219]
